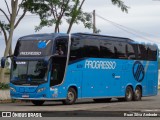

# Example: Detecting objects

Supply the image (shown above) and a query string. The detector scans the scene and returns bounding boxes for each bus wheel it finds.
[133,86,142,101]
[62,88,77,105]
[31,100,45,106]
[125,86,133,101]
[93,98,111,103]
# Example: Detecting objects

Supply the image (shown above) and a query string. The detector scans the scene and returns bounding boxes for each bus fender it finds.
[67,85,79,98]
[125,84,133,91]
[134,84,142,91]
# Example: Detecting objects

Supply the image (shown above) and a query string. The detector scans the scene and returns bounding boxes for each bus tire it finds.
[31,100,45,106]
[93,98,111,103]
[125,86,133,101]
[133,86,142,101]
[62,88,77,105]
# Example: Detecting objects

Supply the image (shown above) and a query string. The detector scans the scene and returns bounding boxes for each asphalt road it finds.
[0,91,160,118]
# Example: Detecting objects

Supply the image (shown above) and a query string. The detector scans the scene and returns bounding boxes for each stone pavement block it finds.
[0,90,10,100]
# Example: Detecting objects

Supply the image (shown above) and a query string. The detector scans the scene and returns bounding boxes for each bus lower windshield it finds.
[11,61,48,85]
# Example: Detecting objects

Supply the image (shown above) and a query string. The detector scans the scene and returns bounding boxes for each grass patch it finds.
[0,82,9,90]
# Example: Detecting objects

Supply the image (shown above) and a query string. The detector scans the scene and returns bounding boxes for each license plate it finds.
[22,94,29,98]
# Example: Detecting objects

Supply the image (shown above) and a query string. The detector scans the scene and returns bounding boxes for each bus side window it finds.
[100,40,115,58]
[55,45,64,55]
[114,42,127,59]
[70,37,83,61]
[126,44,136,60]
[84,39,99,58]
[147,45,157,61]
[55,38,68,56]
[138,44,147,60]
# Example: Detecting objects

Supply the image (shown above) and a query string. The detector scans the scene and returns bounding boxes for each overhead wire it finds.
[0,13,160,44]
[95,13,160,44]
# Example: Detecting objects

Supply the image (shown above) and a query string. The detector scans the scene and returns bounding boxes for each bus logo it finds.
[85,60,116,70]
[132,61,145,82]
[38,41,47,49]
[38,40,51,49]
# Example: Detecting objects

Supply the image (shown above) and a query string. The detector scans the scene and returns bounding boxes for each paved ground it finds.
[0,91,160,118]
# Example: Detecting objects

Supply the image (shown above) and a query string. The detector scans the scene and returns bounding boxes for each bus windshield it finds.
[14,40,53,57]
[11,61,48,85]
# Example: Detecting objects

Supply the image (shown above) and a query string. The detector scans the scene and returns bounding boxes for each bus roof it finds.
[19,32,133,42]
[72,33,134,42]
[19,33,68,41]
[18,32,157,47]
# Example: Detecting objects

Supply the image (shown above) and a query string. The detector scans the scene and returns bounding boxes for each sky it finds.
[0,0,160,57]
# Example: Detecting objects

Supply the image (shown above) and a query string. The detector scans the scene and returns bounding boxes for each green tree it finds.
[67,0,128,33]
[22,0,128,33]
[66,0,94,33]
[0,0,27,82]
[111,0,128,13]
[22,0,92,33]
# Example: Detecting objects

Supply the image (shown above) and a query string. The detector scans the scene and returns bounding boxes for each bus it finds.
[1,33,158,106]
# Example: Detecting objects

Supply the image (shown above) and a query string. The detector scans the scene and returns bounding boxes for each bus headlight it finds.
[37,87,46,93]
[10,87,16,92]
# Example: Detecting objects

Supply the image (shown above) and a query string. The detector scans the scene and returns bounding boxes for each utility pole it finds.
[93,10,96,33]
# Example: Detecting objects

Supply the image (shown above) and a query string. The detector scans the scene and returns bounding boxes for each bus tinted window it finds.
[147,45,157,61]
[114,42,127,59]
[14,40,53,57]
[55,37,68,56]
[84,39,99,58]
[70,38,83,59]
[126,44,136,60]
[138,44,147,60]
[100,40,115,58]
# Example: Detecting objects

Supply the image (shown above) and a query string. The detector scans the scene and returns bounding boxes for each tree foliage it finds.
[22,0,128,33]
[22,0,92,33]
[0,0,27,83]
[111,0,128,13]
[0,0,27,56]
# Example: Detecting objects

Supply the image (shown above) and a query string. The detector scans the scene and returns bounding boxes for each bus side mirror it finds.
[1,57,7,68]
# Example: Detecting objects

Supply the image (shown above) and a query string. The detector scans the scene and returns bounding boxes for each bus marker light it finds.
[37,87,46,93]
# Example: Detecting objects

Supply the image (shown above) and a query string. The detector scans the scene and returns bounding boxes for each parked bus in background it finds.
[1,33,158,106]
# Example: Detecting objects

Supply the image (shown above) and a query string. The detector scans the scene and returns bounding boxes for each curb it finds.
[0,99,12,103]
[0,99,23,104]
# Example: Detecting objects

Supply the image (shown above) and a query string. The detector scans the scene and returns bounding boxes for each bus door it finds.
[50,36,68,87]
[50,58,66,86]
